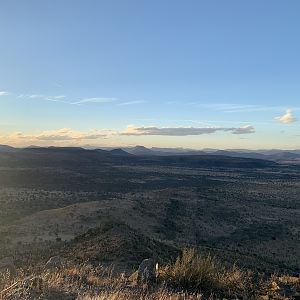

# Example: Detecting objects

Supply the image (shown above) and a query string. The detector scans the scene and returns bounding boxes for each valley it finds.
[0,147,299,275]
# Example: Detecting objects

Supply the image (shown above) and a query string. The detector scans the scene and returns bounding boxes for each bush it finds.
[158,248,259,298]
[158,248,222,291]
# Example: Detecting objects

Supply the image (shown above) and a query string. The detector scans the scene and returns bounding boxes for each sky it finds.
[0,0,299,149]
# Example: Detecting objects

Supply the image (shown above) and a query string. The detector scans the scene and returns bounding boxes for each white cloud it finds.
[35,128,107,141]
[1,128,110,144]
[0,91,9,96]
[274,109,297,124]
[0,124,256,146]
[231,125,255,134]
[121,125,255,136]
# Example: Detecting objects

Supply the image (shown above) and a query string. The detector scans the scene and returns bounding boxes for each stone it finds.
[136,258,156,284]
[45,256,63,269]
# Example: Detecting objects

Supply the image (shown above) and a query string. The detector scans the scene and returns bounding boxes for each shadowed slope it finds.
[61,221,179,269]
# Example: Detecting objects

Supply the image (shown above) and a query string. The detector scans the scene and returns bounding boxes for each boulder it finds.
[136,258,157,284]
[45,256,63,269]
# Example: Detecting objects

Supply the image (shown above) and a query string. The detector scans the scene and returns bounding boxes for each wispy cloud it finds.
[274,109,298,124]
[50,95,66,99]
[176,102,300,114]
[117,100,146,106]
[17,94,116,105]
[18,94,70,104]
[0,91,9,96]
[121,125,256,136]
[198,103,287,113]
[73,97,117,105]
[28,94,46,99]
[19,94,66,100]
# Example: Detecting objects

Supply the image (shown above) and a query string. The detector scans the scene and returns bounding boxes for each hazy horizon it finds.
[1,142,300,152]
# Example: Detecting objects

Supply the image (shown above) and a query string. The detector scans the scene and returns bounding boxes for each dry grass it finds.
[158,248,254,294]
[0,250,299,299]
[158,249,221,291]
[80,291,204,300]
[157,249,299,299]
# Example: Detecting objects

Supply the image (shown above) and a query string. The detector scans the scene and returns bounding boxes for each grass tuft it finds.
[158,249,221,291]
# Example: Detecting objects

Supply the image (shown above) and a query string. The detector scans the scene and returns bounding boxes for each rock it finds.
[136,258,157,284]
[45,256,63,269]
[0,257,16,276]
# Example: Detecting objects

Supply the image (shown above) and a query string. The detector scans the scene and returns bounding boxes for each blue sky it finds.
[0,0,299,149]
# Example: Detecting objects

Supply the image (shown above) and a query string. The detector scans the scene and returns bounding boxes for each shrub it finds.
[158,248,222,291]
[157,248,260,298]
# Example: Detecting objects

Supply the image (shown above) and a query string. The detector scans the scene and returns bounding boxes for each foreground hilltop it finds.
[1,246,300,299]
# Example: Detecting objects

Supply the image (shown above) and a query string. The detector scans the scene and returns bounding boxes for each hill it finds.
[0,145,18,152]
[62,221,178,269]
[109,148,133,156]
[122,146,300,164]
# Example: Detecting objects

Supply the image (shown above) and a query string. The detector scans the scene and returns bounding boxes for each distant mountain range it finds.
[121,145,300,163]
[0,144,300,164]
[0,144,18,152]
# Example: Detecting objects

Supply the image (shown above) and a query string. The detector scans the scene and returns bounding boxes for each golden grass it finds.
[0,249,299,299]
[157,249,300,299]
[158,249,220,291]
[80,289,204,300]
